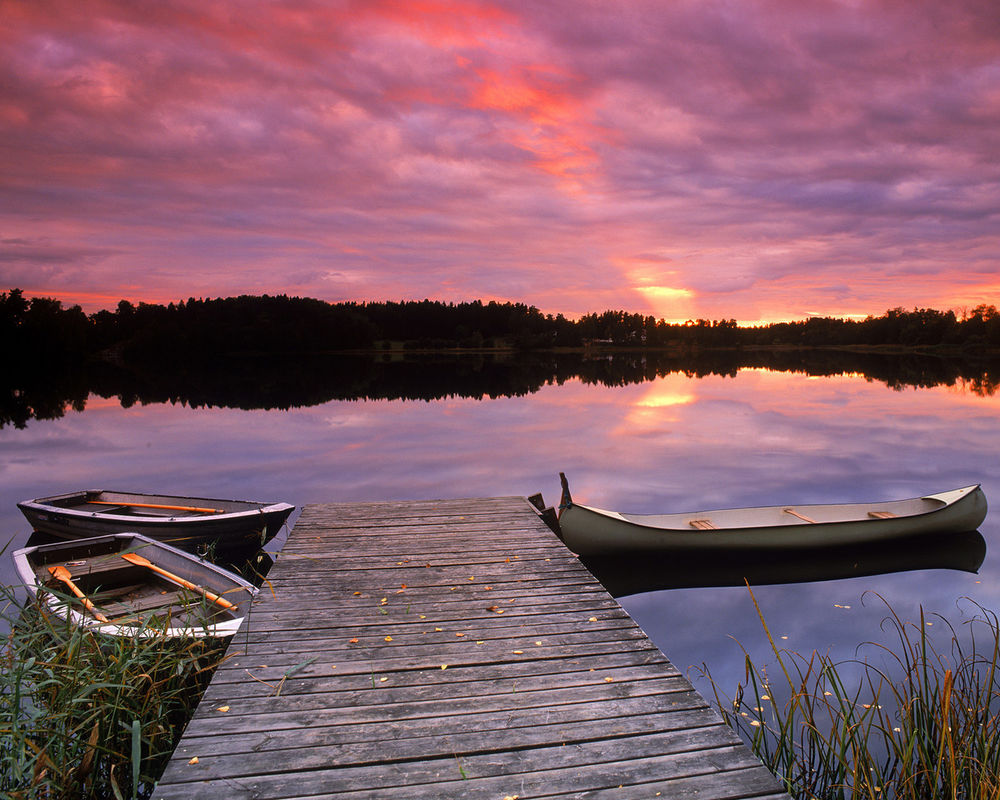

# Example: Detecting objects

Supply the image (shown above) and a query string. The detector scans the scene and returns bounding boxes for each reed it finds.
[0,584,226,799]
[706,589,1000,800]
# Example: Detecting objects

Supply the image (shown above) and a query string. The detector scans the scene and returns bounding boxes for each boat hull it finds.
[18,490,294,552]
[12,533,258,638]
[557,484,987,556]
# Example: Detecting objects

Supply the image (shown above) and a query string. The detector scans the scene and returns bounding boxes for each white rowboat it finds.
[556,473,988,556]
[12,533,257,638]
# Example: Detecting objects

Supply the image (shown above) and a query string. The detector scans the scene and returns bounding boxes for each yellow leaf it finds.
[216,705,230,713]
[379,677,388,683]
[353,591,362,596]
[604,677,614,682]
[435,627,443,631]
[455,632,465,637]
[535,641,542,646]
[513,650,523,654]
[588,617,598,622]
[440,664,448,670]
[188,757,200,765]
[419,614,426,619]
[384,636,393,642]
[349,638,359,644]
[331,665,337,670]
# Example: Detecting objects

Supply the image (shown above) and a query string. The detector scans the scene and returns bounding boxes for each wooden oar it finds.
[89,500,224,514]
[47,565,111,623]
[119,553,236,610]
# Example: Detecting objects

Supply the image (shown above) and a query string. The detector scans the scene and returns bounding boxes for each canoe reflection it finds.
[580,529,986,597]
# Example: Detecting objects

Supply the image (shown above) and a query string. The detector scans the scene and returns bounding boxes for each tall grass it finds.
[706,589,1000,800]
[0,584,226,799]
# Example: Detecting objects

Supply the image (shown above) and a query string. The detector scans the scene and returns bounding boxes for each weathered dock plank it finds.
[154,497,787,800]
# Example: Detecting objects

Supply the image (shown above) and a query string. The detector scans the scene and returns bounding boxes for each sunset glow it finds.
[2,0,998,318]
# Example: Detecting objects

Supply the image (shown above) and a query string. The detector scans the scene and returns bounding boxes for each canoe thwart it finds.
[783,508,817,524]
[868,510,897,519]
[688,519,717,530]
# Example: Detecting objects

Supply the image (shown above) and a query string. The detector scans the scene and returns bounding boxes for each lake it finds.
[3,352,998,704]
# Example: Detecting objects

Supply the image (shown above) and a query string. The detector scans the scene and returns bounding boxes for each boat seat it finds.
[688,519,717,530]
[868,510,896,519]
[783,508,817,523]
[100,589,201,617]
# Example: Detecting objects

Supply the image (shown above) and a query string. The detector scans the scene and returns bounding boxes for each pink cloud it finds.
[1,0,998,321]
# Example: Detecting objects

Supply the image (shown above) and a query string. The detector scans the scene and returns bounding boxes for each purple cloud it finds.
[1,0,998,321]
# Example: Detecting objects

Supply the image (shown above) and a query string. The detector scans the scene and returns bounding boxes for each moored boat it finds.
[17,490,294,552]
[556,473,988,556]
[12,533,257,638]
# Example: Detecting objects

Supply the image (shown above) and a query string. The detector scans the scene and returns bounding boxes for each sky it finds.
[2,0,999,324]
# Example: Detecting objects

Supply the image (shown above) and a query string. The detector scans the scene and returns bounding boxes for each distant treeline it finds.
[3,288,1000,367]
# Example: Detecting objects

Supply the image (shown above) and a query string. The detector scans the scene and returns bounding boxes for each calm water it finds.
[3,362,998,701]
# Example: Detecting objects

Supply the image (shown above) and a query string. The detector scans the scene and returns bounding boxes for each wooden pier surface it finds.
[154,497,787,800]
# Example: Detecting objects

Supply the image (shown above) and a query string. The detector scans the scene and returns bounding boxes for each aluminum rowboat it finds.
[18,490,294,552]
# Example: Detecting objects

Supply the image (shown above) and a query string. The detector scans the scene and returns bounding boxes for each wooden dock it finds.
[154,497,788,800]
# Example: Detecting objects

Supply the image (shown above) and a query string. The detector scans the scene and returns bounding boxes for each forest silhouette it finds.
[2,288,999,428]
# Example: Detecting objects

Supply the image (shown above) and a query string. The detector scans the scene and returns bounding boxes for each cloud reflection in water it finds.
[1,366,998,703]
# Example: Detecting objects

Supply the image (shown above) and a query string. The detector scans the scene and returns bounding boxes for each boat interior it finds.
[27,539,251,628]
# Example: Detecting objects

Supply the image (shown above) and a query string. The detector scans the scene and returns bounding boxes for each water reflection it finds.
[3,349,999,428]
[2,359,999,712]
[582,530,986,595]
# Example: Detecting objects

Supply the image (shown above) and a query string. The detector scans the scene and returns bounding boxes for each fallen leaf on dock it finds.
[440,664,448,670]
[188,757,199,765]
[384,636,393,642]
[512,650,523,654]
[604,677,614,682]
[353,592,362,596]
[216,706,230,713]
[588,617,598,622]
[379,677,388,682]
[455,632,465,637]
[349,638,359,644]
